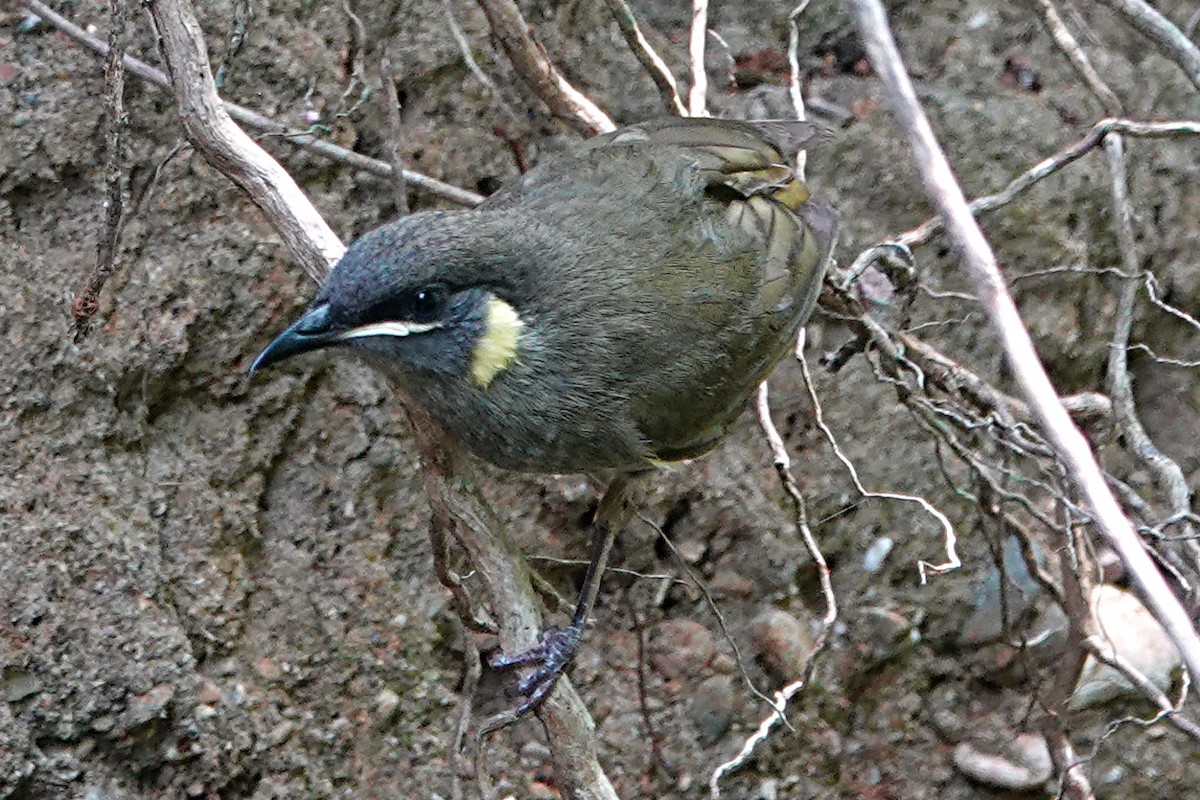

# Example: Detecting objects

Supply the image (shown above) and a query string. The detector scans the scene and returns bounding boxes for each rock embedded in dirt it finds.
[688,675,736,743]
[953,732,1052,791]
[750,608,813,682]
[649,619,717,682]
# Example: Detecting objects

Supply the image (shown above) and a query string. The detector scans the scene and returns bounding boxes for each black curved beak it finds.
[250,304,335,375]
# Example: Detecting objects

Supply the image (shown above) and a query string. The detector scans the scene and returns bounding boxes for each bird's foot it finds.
[489,623,584,716]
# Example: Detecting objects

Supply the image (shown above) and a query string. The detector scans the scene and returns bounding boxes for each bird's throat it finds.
[471,296,525,388]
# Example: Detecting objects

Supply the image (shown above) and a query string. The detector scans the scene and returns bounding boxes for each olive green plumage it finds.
[253,117,838,476]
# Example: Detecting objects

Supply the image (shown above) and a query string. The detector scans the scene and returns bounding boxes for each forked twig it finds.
[17,0,483,209]
[1026,0,1122,115]
[1101,134,1199,592]
[897,118,1200,248]
[847,0,1200,692]
[800,336,961,581]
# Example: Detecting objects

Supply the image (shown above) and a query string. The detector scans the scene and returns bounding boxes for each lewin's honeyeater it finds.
[252,117,838,713]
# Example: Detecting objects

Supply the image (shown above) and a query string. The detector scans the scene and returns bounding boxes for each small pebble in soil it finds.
[750,608,812,681]
[688,675,735,743]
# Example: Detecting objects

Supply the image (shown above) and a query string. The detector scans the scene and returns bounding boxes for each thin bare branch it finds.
[379,56,409,216]
[341,0,369,88]
[710,350,837,799]
[1102,134,1199,592]
[407,408,618,799]
[1048,730,1095,800]
[1128,343,1200,369]
[787,1,811,179]
[450,620,484,800]
[144,0,342,281]
[706,29,736,93]
[1086,671,1195,771]
[798,332,961,581]
[1093,0,1200,94]
[787,1,812,123]
[602,0,686,116]
[72,0,129,342]
[897,117,1200,248]
[471,0,616,135]
[626,593,669,777]
[1083,633,1200,742]
[442,0,523,123]
[688,0,709,116]
[1012,267,1200,341]
[141,1,616,795]
[754,382,789,467]
[1144,270,1200,331]
[640,512,778,714]
[897,332,1111,435]
[1032,520,1092,798]
[1026,0,1123,115]
[847,0,1200,692]
[528,556,682,585]
[17,0,483,209]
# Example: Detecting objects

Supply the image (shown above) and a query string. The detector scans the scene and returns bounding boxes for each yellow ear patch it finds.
[471,296,525,388]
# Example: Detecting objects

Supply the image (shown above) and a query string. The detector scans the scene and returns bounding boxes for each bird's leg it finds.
[490,475,638,716]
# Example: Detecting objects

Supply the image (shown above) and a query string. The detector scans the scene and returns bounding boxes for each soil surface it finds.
[2,1,1199,798]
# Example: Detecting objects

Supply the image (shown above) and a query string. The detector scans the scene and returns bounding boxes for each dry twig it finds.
[787,1,811,179]
[1083,632,1200,742]
[846,0,1200,692]
[72,0,129,342]
[602,0,686,116]
[709,371,836,799]
[799,326,963,581]
[626,593,669,778]
[379,55,409,217]
[1029,5,1196,583]
[687,0,709,116]
[17,0,483,209]
[471,0,615,135]
[1039,526,1095,800]
[1101,134,1200,596]
[1027,0,1123,115]
[1092,0,1200,94]
[641,512,777,713]
[450,619,485,800]
[1031,0,1200,598]
[442,0,523,123]
[897,118,1200,248]
[145,0,342,282]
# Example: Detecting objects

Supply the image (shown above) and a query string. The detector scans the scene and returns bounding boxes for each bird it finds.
[251,117,838,714]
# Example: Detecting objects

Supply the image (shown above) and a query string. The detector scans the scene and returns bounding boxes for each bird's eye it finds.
[411,287,446,321]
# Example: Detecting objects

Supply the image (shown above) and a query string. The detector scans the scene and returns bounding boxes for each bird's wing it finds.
[603,120,838,461]
[591,117,831,198]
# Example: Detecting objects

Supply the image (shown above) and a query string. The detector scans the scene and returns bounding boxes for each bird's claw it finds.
[489,624,584,716]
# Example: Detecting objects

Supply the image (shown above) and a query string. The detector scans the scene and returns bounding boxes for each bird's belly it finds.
[455,413,651,475]
[407,373,652,475]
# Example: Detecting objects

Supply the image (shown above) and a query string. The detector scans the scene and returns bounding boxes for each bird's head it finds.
[251,211,528,389]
